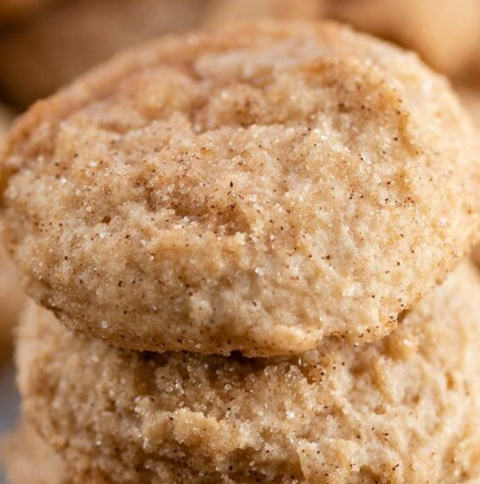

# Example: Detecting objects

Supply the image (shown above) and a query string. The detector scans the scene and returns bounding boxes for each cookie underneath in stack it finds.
[7,261,480,484]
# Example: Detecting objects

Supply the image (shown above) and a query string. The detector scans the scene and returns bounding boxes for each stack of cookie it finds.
[2,21,480,484]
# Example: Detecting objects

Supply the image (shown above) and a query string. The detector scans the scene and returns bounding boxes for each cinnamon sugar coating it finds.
[2,22,480,356]
[17,262,480,483]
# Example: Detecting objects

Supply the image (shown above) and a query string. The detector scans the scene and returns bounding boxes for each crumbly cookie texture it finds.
[17,261,480,484]
[0,0,211,107]
[1,422,65,484]
[328,0,480,76]
[2,21,480,357]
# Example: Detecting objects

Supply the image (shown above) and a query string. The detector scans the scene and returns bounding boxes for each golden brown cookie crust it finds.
[17,261,480,484]
[2,21,480,357]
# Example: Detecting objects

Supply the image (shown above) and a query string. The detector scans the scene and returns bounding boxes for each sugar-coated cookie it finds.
[17,261,480,484]
[2,22,480,357]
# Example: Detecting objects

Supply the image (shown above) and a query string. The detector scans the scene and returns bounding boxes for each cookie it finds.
[206,0,480,77]
[328,0,480,76]
[17,261,480,484]
[0,0,211,107]
[1,422,65,484]
[0,109,24,362]
[205,0,325,24]
[2,22,480,357]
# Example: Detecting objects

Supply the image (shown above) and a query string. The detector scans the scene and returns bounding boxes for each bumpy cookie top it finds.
[2,21,479,357]
[17,262,480,484]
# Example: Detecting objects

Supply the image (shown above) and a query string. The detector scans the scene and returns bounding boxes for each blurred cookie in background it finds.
[3,0,480,108]
[205,0,325,24]
[328,0,480,77]
[206,0,480,79]
[0,0,212,107]
[0,108,24,363]
[0,0,58,24]
[468,56,480,86]
[458,85,480,129]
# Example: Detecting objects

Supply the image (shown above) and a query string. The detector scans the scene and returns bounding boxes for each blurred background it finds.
[1,1,479,482]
